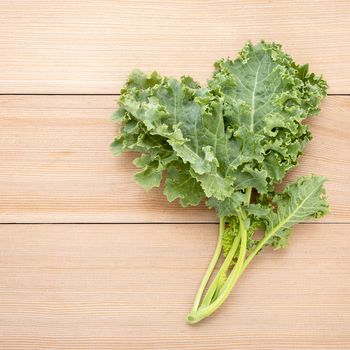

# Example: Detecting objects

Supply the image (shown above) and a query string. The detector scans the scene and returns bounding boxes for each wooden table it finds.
[1,1,349,349]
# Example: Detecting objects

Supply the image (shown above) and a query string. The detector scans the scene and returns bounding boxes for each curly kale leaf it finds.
[111,41,327,212]
[245,175,329,250]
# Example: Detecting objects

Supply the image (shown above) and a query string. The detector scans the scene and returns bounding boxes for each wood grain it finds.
[0,223,349,349]
[1,0,350,94]
[1,1,349,349]
[0,95,349,223]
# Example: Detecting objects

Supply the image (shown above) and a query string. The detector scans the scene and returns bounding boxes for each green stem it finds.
[245,187,252,204]
[200,234,240,308]
[190,217,225,313]
[187,213,247,324]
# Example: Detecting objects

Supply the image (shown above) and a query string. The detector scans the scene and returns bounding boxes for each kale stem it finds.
[245,187,252,204]
[190,216,225,313]
[187,212,247,324]
[200,234,240,308]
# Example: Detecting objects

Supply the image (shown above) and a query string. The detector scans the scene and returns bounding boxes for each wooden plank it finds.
[0,0,350,94]
[0,95,349,223]
[0,223,349,349]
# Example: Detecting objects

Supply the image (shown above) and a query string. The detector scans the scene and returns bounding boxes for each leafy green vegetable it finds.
[111,41,329,324]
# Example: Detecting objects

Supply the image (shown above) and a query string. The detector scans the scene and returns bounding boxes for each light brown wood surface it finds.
[0,1,349,349]
[1,224,350,350]
[0,95,349,223]
[1,0,350,94]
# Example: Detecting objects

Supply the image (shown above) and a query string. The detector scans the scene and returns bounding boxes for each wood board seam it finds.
[0,222,348,225]
[0,93,349,96]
